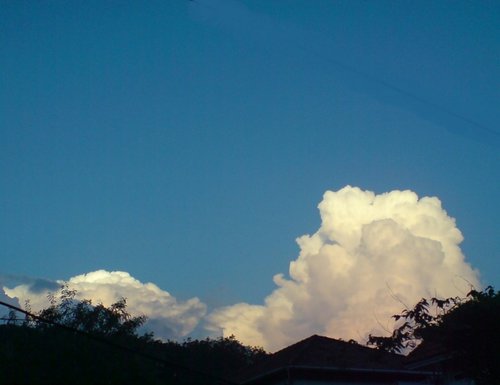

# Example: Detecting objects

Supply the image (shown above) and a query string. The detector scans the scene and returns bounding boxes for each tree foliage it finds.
[368,286,500,384]
[35,284,149,339]
[0,284,267,385]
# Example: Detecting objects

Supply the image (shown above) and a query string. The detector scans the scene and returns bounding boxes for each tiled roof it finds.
[233,335,406,383]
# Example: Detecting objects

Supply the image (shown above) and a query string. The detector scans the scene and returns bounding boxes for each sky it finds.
[1,0,499,351]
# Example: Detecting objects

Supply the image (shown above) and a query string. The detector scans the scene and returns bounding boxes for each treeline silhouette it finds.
[0,285,266,385]
[3,284,498,385]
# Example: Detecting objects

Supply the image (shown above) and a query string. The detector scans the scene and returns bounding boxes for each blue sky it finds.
[1,0,498,326]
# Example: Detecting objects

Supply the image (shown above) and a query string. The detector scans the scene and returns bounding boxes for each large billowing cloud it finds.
[206,186,480,351]
[3,270,206,339]
[1,186,482,351]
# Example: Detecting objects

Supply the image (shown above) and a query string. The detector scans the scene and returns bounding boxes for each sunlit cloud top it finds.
[207,186,480,351]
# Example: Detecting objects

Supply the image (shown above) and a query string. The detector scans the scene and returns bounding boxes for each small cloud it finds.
[4,270,207,340]
[0,288,20,316]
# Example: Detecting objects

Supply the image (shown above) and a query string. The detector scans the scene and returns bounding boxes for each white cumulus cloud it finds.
[0,288,20,318]
[206,186,480,351]
[3,270,206,340]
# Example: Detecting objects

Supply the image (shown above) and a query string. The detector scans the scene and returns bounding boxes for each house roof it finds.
[405,341,447,363]
[233,334,410,384]
[404,340,451,370]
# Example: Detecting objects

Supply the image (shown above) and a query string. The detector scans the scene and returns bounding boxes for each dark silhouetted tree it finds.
[368,286,500,385]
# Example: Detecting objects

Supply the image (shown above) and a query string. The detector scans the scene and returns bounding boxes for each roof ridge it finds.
[287,334,320,366]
